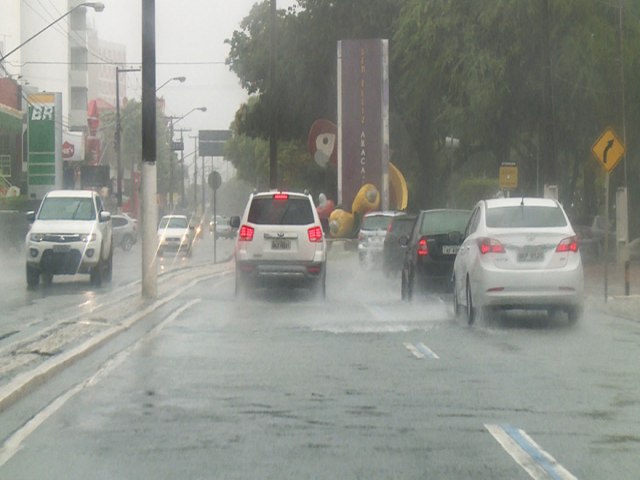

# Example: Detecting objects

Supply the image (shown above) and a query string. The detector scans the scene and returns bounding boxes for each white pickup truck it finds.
[25,190,113,287]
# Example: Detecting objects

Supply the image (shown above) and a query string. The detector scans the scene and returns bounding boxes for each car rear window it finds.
[419,210,470,235]
[38,197,96,221]
[248,197,314,225]
[160,217,188,229]
[486,205,567,228]
[361,214,394,231]
[390,216,416,236]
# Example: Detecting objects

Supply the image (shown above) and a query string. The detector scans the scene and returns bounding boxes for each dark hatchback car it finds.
[401,209,471,300]
[382,214,417,276]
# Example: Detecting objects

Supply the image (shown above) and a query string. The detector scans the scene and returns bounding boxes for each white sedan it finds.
[452,197,584,325]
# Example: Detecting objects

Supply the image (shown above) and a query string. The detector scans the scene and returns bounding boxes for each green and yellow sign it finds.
[27,93,62,198]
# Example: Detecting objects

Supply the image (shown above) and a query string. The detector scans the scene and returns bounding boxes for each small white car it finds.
[231,191,327,297]
[112,213,137,251]
[25,189,113,287]
[357,211,404,266]
[157,214,192,257]
[452,197,584,325]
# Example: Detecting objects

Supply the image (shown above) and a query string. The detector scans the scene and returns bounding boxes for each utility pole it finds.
[540,0,556,190]
[141,0,158,298]
[190,135,198,213]
[269,0,278,189]
[174,128,191,208]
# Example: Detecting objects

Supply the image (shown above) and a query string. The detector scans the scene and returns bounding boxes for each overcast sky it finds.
[93,0,296,135]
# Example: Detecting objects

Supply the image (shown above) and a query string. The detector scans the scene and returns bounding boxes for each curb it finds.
[0,261,233,412]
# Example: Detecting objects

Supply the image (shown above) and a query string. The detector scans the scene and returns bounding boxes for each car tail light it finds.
[478,237,505,254]
[273,193,289,200]
[238,224,255,241]
[417,237,429,256]
[308,225,323,242]
[556,235,579,253]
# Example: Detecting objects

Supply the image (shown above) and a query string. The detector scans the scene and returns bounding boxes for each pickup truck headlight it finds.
[79,233,97,242]
[30,233,45,242]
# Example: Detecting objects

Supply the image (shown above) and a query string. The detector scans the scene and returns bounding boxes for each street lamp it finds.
[115,66,141,211]
[0,3,105,64]
[156,76,186,93]
[166,107,207,208]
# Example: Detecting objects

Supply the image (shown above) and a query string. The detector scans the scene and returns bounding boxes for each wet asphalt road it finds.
[1,242,640,479]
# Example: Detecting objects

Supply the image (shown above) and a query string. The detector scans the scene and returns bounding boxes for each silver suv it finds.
[25,190,113,287]
[231,191,327,298]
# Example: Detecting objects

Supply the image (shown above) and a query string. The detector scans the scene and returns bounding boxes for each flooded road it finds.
[1,246,639,479]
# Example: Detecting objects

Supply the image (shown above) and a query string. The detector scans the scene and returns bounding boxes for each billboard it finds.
[199,130,231,157]
[27,93,63,199]
[337,39,389,210]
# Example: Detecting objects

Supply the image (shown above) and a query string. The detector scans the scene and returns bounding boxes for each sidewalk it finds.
[584,258,640,321]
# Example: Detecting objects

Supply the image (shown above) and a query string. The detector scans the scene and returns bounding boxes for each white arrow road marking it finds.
[485,424,578,480]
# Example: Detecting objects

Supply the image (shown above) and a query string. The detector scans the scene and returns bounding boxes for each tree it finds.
[226,0,640,235]
[98,100,175,203]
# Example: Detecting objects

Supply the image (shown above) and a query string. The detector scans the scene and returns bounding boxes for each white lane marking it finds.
[404,342,425,359]
[0,299,202,467]
[416,342,440,359]
[485,424,578,480]
[403,342,440,360]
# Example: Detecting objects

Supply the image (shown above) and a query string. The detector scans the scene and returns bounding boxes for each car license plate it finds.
[442,245,459,255]
[272,239,291,250]
[53,244,70,253]
[518,247,544,262]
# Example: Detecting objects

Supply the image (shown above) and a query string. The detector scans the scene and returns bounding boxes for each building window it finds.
[0,155,11,177]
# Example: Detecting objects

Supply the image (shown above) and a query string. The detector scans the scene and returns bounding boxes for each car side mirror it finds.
[26,211,36,223]
[99,211,111,222]
[230,216,241,228]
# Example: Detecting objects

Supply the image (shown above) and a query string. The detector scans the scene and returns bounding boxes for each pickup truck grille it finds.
[43,234,82,243]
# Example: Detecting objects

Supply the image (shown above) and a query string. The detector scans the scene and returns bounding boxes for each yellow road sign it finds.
[499,164,518,189]
[592,127,625,173]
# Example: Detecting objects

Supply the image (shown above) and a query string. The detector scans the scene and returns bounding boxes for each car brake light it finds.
[273,193,289,200]
[417,237,429,256]
[556,235,578,253]
[239,224,254,241]
[478,237,505,254]
[308,225,323,242]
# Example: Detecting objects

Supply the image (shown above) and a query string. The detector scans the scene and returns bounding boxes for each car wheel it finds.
[26,265,40,288]
[401,268,408,301]
[104,245,113,283]
[452,276,460,317]
[42,272,53,286]
[407,269,414,302]
[466,280,475,325]
[121,235,134,251]
[234,270,245,298]
[90,257,103,287]
[567,306,582,325]
[314,268,327,300]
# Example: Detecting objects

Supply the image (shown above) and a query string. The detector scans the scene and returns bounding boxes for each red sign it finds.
[62,141,75,159]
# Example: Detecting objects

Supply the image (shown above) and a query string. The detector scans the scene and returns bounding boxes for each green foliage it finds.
[99,100,174,196]
[226,0,640,235]
[223,123,335,199]
[454,178,500,210]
